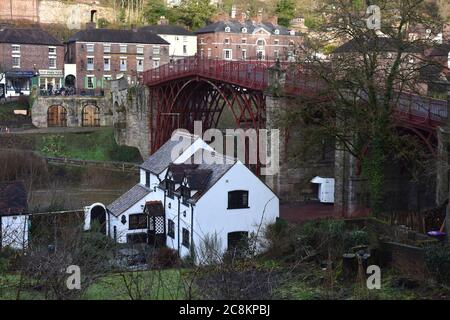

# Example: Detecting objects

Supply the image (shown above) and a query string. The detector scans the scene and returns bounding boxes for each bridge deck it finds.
[142,57,448,129]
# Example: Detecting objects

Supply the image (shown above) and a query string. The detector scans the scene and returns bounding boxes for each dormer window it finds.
[225,26,231,33]
[242,27,247,33]
[289,30,295,36]
[274,29,280,35]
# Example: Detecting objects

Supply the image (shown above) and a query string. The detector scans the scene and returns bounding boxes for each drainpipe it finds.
[190,205,194,260]
[177,196,181,256]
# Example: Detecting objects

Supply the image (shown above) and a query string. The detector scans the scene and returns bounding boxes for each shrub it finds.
[424,244,450,285]
[152,247,179,269]
[344,230,370,250]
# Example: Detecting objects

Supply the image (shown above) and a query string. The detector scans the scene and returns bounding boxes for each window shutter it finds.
[84,76,88,89]
[92,77,97,89]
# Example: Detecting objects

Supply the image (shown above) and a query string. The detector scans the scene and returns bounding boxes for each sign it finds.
[39,69,63,77]
[5,71,36,78]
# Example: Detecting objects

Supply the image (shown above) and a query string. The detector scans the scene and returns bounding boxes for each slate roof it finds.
[195,20,297,36]
[140,25,194,36]
[140,131,200,174]
[162,149,236,203]
[107,184,150,217]
[0,181,27,216]
[333,36,423,54]
[67,28,169,45]
[0,27,62,46]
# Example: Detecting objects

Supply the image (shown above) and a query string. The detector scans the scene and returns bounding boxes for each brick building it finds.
[65,28,170,93]
[0,26,64,97]
[195,13,303,61]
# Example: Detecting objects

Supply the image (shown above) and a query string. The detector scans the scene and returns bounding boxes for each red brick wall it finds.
[67,41,170,90]
[197,31,303,60]
[0,43,64,72]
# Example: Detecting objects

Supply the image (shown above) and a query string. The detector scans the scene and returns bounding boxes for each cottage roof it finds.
[140,131,201,175]
[67,28,169,45]
[0,27,62,46]
[144,201,165,216]
[140,25,194,36]
[0,181,28,216]
[107,184,150,217]
[333,36,423,54]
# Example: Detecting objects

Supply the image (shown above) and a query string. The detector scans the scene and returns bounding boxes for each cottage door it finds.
[144,201,166,248]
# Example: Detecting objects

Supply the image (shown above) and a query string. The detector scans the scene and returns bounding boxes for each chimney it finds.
[267,15,278,25]
[231,5,237,19]
[158,16,169,25]
[86,9,97,30]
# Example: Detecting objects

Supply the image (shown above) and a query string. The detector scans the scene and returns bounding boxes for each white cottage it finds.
[85,131,279,263]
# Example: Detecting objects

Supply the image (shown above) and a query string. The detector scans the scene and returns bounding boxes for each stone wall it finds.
[38,0,116,29]
[110,79,150,159]
[0,0,116,29]
[31,95,113,128]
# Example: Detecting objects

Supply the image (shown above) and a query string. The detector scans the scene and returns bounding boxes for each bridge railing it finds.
[395,91,447,125]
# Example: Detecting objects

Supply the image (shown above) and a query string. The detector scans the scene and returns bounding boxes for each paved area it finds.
[280,201,339,223]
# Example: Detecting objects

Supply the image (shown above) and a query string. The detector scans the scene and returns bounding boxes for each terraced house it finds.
[196,12,303,61]
[65,27,170,94]
[0,26,64,97]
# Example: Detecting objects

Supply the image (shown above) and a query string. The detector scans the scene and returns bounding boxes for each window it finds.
[136,46,144,54]
[200,48,204,57]
[49,56,56,69]
[182,228,190,248]
[145,171,150,188]
[274,29,280,35]
[228,190,249,209]
[241,38,247,44]
[183,45,187,55]
[223,49,232,60]
[104,57,110,71]
[11,45,20,53]
[183,36,188,42]
[289,40,294,46]
[274,50,279,58]
[257,39,265,46]
[48,47,56,55]
[228,231,249,253]
[153,46,160,55]
[168,219,175,239]
[129,214,147,230]
[120,58,127,71]
[225,26,231,33]
[274,39,279,45]
[224,38,230,44]
[166,180,175,198]
[120,45,127,53]
[200,38,205,44]
[87,57,94,70]
[207,48,212,57]
[137,58,144,72]
[86,44,94,53]
[242,27,247,33]
[103,45,111,53]
[153,58,160,68]
[87,76,95,89]
[12,56,20,68]
[241,49,247,60]
[289,30,295,36]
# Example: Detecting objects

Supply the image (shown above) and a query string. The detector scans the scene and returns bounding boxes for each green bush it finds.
[424,244,450,285]
[344,230,370,250]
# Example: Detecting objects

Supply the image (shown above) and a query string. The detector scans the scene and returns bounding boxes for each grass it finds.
[37,128,142,163]
[0,269,188,300]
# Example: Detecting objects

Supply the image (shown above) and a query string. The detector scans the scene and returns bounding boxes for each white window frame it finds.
[274,39,280,45]
[103,56,111,71]
[242,27,247,33]
[241,38,247,44]
[152,45,160,55]
[11,44,20,54]
[183,44,187,55]
[87,75,95,89]
[136,46,144,55]
[86,56,95,71]
[152,58,160,69]
[120,45,127,54]
[207,48,212,58]
[274,29,280,35]
[12,55,20,68]
[136,57,144,72]
[241,49,247,60]
[49,56,57,69]
[86,43,95,53]
[225,26,231,33]
[103,44,111,53]
[223,49,232,60]
[48,46,57,55]
[224,38,230,44]
[120,57,127,71]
